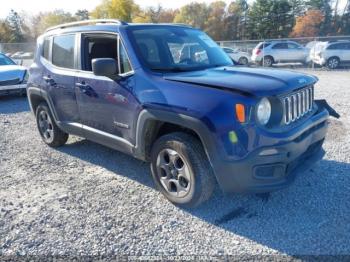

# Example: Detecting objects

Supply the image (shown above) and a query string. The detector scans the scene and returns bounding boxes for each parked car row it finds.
[4,51,34,59]
[223,40,350,69]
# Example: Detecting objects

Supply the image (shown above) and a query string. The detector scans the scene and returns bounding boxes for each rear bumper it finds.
[312,57,326,66]
[251,55,262,63]
[0,83,27,95]
[212,108,329,193]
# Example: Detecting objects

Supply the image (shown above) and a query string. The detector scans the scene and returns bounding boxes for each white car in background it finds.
[310,41,350,69]
[222,47,251,65]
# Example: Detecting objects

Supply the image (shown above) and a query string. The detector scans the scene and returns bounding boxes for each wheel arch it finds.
[27,86,59,122]
[134,109,216,165]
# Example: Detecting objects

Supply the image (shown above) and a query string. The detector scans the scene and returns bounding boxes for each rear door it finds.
[271,42,289,62]
[42,34,80,123]
[75,33,139,145]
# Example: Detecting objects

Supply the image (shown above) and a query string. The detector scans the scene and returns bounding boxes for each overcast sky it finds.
[0,0,347,19]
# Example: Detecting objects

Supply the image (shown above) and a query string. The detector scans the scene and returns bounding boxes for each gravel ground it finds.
[0,69,349,259]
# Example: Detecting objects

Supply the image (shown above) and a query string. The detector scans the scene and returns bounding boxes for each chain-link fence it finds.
[218,35,350,69]
[1,35,350,70]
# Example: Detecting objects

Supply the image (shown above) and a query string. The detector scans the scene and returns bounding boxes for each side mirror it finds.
[92,58,119,80]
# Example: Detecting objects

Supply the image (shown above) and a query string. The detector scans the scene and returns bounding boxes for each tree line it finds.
[0,0,350,43]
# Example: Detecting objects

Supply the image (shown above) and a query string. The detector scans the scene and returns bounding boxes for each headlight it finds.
[257,97,271,125]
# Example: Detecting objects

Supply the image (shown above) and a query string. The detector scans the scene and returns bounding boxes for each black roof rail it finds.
[46,19,128,32]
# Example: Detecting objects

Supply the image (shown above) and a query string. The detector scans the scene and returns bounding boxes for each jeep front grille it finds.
[283,86,314,125]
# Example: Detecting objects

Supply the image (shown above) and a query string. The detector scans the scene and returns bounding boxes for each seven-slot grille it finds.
[283,86,314,125]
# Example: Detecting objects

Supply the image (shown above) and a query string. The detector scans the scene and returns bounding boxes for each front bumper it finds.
[0,83,27,95]
[212,107,329,193]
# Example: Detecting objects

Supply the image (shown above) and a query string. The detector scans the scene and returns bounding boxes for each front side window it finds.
[0,54,15,66]
[128,26,232,72]
[52,34,75,69]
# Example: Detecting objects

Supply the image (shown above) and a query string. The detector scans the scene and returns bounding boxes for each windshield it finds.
[0,54,16,66]
[128,26,233,72]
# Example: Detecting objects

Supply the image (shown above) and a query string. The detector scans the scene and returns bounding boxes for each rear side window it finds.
[272,43,288,49]
[327,43,347,50]
[42,38,50,60]
[52,34,75,69]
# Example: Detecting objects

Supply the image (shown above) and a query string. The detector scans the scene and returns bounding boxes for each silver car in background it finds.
[310,41,350,69]
[251,41,309,67]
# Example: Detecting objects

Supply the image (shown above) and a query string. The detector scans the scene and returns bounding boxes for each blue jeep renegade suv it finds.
[27,20,330,207]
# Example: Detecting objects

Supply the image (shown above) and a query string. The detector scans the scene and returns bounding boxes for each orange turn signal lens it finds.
[235,104,246,123]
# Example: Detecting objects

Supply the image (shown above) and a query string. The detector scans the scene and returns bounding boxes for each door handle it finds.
[76,82,96,97]
[76,82,88,88]
[43,75,56,86]
[76,82,90,93]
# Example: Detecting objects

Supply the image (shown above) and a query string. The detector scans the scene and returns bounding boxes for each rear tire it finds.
[36,103,68,147]
[150,132,215,208]
[263,56,274,67]
[326,57,340,69]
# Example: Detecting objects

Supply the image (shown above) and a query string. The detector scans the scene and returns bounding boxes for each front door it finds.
[75,33,139,145]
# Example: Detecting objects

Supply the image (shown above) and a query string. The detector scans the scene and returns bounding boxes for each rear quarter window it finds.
[257,43,271,49]
[52,34,75,69]
[42,38,50,60]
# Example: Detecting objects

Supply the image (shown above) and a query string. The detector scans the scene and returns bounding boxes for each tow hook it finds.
[315,99,340,119]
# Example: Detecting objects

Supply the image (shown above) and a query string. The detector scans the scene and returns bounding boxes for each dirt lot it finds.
[0,69,349,258]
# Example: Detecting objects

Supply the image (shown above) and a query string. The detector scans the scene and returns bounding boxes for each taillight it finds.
[255,49,261,55]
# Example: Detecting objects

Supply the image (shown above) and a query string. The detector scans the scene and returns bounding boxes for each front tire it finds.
[150,132,215,208]
[36,103,68,147]
[238,56,249,65]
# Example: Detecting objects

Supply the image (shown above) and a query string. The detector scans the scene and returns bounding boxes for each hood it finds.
[163,66,317,97]
[0,65,26,84]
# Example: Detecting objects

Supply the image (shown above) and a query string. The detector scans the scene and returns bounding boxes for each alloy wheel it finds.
[38,110,54,143]
[263,57,272,67]
[156,148,191,198]
[328,58,339,69]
